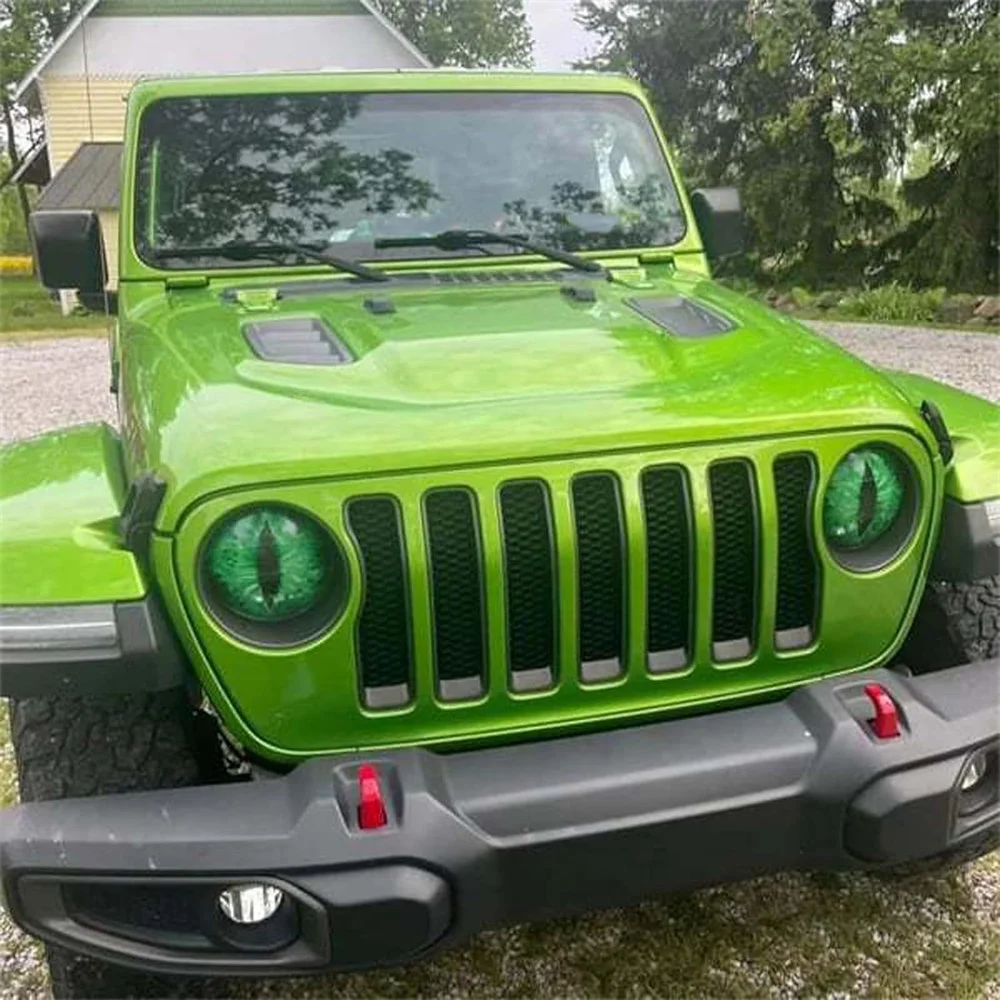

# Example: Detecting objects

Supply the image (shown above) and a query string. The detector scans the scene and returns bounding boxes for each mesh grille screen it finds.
[572,474,625,666]
[425,490,486,683]
[500,482,556,673]
[63,883,205,936]
[641,466,691,655]
[709,462,758,647]
[347,498,411,690]
[774,455,818,633]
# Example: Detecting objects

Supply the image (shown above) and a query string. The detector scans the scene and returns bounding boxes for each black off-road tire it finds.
[898,574,999,673]
[10,689,215,999]
[885,572,1000,878]
[878,825,1000,881]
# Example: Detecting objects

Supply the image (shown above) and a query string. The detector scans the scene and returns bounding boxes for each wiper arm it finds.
[373,229,605,275]
[150,241,389,283]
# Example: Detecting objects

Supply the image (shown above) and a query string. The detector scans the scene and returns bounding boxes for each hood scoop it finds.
[244,317,352,365]
[627,296,736,338]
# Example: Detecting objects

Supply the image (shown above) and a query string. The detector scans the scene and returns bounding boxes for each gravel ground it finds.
[1,321,998,999]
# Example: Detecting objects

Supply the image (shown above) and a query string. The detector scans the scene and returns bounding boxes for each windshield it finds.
[134,91,686,268]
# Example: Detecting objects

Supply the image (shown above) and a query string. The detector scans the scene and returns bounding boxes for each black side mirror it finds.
[30,210,107,294]
[690,187,745,262]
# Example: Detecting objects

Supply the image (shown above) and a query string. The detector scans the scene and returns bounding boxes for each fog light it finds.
[218,884,284,925]
[960,749,989,792]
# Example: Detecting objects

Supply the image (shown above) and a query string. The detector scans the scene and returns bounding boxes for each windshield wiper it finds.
[150,241,389,283]
[373,229,606,275]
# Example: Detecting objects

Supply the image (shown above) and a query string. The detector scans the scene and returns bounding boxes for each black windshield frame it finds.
[133,90,688,272]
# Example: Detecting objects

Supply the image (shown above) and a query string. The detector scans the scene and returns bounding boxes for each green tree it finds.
[892,0,998,291]
[577,0,998,291]
[1,1,86,232]
[0,153,32,252]
[374,0,533,68]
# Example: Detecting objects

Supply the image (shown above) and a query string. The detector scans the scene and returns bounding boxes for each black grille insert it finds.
[774,455,819,649]
[572,474,626,682]
[500,482,557,692]
[709,461,758,661]
[347,498,412,708]
[641,466,691,672]
[425,489,486,700]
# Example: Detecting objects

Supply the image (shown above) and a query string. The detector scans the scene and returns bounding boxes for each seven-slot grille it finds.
[348,456,820,708]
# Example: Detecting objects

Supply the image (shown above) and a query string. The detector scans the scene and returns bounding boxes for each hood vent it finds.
[244,318,352,365]
[627,296,736,338]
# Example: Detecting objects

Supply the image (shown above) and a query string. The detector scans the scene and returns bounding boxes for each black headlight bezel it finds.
[198,503,348,648]
[822,444,921,574]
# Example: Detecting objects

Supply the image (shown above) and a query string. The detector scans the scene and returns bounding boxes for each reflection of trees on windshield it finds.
[502,177,684,251]
[136,94,440,251]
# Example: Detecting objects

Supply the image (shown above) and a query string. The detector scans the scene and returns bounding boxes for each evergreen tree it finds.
[577,0,998,291]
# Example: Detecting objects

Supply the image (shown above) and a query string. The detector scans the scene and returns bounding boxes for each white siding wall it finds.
[46,15,425,76]
[99,209,119,288]
[40,76,132,172]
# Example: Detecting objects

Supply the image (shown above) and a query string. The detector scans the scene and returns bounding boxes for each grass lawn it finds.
[0,275,108,340]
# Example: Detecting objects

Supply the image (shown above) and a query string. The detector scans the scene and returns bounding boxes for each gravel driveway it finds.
[1,321,998,999]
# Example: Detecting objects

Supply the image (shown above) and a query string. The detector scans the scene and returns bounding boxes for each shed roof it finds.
[15,0,428,102]
[36,142,122,211]
[92,0,367,14]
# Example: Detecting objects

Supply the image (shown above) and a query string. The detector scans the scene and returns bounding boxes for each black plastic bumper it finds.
[1,659,998,977]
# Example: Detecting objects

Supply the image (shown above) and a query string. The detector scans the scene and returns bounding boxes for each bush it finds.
[836,283,947,324]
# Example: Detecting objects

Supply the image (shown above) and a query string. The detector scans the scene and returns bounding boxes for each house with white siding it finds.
[14,0,428,289]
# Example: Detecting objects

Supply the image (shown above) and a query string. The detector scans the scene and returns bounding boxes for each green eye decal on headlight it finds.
[823,448,905,550]
[205,507,330,622]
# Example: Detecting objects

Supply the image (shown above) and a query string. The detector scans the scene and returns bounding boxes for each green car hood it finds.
[117,267,931,531]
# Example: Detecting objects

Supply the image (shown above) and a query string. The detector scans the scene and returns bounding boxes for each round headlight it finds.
[824,447,905,551]
[202,505,345,644]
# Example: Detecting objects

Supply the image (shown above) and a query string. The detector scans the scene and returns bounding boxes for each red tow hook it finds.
[863,683,900,740]
[357,764,388,830]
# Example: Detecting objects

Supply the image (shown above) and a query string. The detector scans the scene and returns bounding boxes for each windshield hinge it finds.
[164,275,209,291]
[636,249,676,266]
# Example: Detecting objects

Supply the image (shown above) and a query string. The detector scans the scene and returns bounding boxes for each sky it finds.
[524,0,596,70]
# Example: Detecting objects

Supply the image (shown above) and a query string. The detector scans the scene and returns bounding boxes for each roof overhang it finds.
[36,142,122,212]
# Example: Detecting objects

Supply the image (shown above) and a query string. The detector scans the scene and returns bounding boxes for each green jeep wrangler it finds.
[1,71,998,997]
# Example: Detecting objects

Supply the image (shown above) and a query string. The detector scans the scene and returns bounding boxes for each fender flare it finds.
[885,372,999,581]
[0,424,185,696]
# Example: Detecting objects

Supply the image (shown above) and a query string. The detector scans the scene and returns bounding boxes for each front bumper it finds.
[2,660,998,977]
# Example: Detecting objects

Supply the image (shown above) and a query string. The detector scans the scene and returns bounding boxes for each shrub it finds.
[837,283,947,324]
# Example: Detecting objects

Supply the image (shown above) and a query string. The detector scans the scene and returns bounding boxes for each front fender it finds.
[885,372,999,581]
[885,372,999,503]
[0,424,145,605]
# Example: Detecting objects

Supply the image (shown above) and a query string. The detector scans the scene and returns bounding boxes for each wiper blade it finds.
[373,229,605,275]
[150,241,389,283]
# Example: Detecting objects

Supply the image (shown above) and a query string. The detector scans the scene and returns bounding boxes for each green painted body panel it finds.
[116,270,940,532]
[884,372,1000,503]
[0,424,145,605]
[6,71,997,763]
